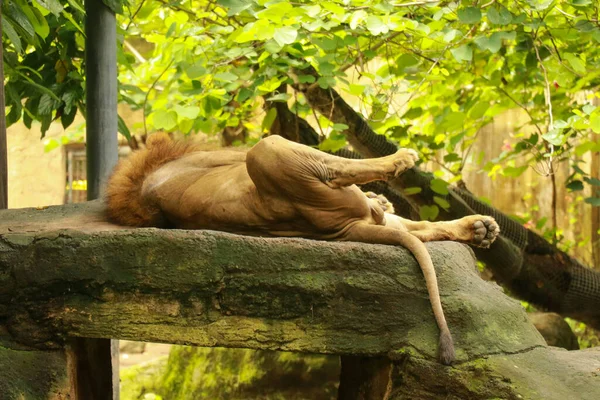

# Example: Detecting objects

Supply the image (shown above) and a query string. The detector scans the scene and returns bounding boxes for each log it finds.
[1,201,599,399]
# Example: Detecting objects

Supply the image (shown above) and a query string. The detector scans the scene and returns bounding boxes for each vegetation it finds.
[4,0,600,219]
[120,346,339,400]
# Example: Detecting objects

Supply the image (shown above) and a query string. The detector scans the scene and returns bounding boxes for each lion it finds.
[106,133,499,365]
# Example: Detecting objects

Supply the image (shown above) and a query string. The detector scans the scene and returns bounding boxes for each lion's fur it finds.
[105,133,201,227]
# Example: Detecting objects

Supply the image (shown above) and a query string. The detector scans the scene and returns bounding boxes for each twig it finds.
[400,25,476,108]
[533,42,554,132]
[311,104,326,139]
[143,60,174,136]
[126,0,147,31]
[555,7,576,19]
[123,40,146,63]
[492,81,544,137]
[339,31,403,72]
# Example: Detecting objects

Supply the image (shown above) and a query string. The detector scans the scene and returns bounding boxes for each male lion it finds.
[106,133,499,365]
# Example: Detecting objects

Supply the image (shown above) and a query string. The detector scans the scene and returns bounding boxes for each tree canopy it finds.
[3,0,600,216]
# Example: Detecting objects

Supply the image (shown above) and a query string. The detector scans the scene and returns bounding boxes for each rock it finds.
[529,312,579,350]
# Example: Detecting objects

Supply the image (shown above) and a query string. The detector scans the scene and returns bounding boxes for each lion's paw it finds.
[469,216,500,248]
[364,191,395,214]
[392,149,419,177]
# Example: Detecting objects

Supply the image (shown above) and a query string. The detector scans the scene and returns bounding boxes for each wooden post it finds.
[83,0,120,398]
[338,356,393,400]
[0,13,8,210]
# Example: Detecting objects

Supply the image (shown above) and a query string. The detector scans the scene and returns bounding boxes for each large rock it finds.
[0,201,599,399]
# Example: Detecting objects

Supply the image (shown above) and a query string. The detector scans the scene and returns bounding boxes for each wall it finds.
[7,120,70,209]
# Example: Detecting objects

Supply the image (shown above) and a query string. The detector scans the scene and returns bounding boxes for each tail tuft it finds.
[438,329,455,365]
[105,133,199,227]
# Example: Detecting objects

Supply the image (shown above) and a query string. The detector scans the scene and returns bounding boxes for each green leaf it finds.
[584,177,600,186]
[487,5,512,25]
[217,0,253,16]
[503,165,528,177]
[6,3,36,39]
[590,112,600,133]
[348,84,365,95]
[2,18,23,53]
[535,217,548,230]
[262,107,277,131]
[174,105,201,120]
[468,101,489,119]
[298,75,316,84]
[332,123,349,131]
[214,72,239,82]
[350,10,367,30]
[575,20,595,33]
[317,76,336,89]
[542,128,565,146]
[319,135,347,152]
[24,6,50,39]
[430,178,449,195]
[366,16,388,35]
[450,44,473,62]
[34,0,64,16]
[117,115,131,140]
[38,94,57,115]
[186,65,207,79]
[403,107,422,119]
[403,187,422,195]
[396,54,419,71]
[265,93,291,102]
[153,110,178,130]
[419,205,439,221]
[61,106,77,129]
[457,7,482,24]
[584,197,600,206]
[564,53,586,74]
[66,0,85,13]
[44,138,60,152]
[433,196,450,210]
[273,26,297,46]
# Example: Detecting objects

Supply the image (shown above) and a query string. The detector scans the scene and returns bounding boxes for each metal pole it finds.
[82,1,119,399]
[86,0,118,199]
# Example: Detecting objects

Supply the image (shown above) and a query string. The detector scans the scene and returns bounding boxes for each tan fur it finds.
[106,134,500,364]
[105,133,201,227]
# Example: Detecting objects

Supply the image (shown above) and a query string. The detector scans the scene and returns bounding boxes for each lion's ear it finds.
[146,132,172,148]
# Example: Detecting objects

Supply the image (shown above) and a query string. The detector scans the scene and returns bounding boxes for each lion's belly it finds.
[146,162,298,232]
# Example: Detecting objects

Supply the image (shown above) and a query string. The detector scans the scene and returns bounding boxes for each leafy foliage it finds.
[4,0,600,210]
[2,0,87,136]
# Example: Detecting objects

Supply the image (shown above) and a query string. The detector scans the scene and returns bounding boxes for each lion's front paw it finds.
[392,148,419,176]
[364,191,396,214]
[470,216,500,248]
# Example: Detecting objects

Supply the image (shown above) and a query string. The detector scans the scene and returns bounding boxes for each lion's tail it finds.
[105,133,200,227]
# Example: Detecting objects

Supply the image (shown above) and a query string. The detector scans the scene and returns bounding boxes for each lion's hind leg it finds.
[385,214,500,248]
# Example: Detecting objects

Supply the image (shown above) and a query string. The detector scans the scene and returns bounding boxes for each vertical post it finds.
[338,356,393,400]
[85,0,118,199]
[0,14,8,210]
[83,0,119,399]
